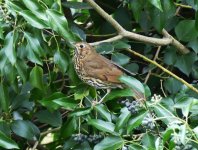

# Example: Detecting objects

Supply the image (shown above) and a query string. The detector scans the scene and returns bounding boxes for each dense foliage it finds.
[0,0,198,149]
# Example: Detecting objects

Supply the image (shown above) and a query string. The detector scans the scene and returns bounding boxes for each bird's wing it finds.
[83,55,123,84]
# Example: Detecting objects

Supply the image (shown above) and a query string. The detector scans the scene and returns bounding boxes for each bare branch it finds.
[85,0,190,54]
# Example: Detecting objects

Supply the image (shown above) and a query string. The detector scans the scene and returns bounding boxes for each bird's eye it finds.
[79,44,85,49]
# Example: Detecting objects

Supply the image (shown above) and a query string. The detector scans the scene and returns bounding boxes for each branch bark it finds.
[85,0,190,54]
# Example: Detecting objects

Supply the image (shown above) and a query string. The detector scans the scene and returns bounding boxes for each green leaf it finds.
[69,107,92,117]
[24,32,45,56]
[148,0,163,11]
[128,143,145,150]
[105,88,134,102]
[53,97,77,110]
[7,1,25,12]
[94,104,112,122]
[29,66,44,90]
[127,111,148,133]
[0,84,9,113]
[188,38,198,54]
[0,130,19,149]
[54,51,69,73]
[35,110,62,127]
[46,9,75,42]
[95,43,114,54]
[164,77,183,94]
[19,10,48,29]
[130,0,144,22]
[61,117,77,139]
[94,136,124,150]
[11,120,40,140]
[175,20,198,42]
[153,104,180,125]
[162,129,173,144]
[115,107,131,131]
[141,133,156,149]
[3,32,16,65]
[119,75,145,95]
[39,92,64,110]
[88,119,116,135]
[111,53,130,66]
[15,59,28,82]
[174,96,195,117]
[22,0,43,11]
[163,47,177,65]
[175,52,197,76]
[113,40,131,49]
[26,44,43,65]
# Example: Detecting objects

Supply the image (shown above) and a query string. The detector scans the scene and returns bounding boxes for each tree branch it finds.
[125,48,198,94]
[85,0,190,54]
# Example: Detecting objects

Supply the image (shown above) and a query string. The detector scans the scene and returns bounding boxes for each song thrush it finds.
[73,42,144,103]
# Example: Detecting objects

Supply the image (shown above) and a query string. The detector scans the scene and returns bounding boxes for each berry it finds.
[142,113,155,129]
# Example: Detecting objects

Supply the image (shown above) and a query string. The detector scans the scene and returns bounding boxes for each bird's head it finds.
[74,42,95,58]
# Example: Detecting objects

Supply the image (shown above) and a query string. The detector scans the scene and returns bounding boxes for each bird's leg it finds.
[98,89,111,104]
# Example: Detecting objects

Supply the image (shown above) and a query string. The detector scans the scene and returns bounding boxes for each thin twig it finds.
[144,46,161,83]
[125,48,198,94]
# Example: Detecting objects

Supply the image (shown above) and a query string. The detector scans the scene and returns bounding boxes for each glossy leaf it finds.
[105,88,134,102]
[29,66,44,90]
[46,9,75,42]
[115,107,131,131]
[35,110,62,127]
[61,117,77,139]
[127,111,148,133]
[19,10,48,29]
[3,32,16,65]
[54,50,68,73]
[94,136,124,150]
[148,0,163,11]
[175,20,198,42]
[11,120,40,140]
[0,130,19,149]
[69,107,92,117]
[111,53,130,66]
[119,75,145,95]
[94,104,112,122]
[175,52,197,76]
[0,84,9,113]
[88,119,116,134]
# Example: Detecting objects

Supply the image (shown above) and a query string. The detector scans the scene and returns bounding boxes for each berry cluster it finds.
[87,134,103,144]
[119,99,141,114]
[72,134,103,144]
[72,134,88,143]
[173,136,194,150]
[142,113,155,129]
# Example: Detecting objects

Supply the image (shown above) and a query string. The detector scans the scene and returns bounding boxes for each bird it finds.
[73,42,145,103]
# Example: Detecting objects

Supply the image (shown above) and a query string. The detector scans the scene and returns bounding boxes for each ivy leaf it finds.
[35,110,62,127]
[0,130,19,149]
[46,9,76,42]
[11,120,40,141]
[175,20,198,42]
[54,51,69,73]
[88,119,116,135]
[19,10,48,29]
[94,104,112,122]
[94,136,124,150]
[175,52,197,76]
[29,66,44,90]
[148,0,163,11]
[3,32,16,65]
[111,53,130,66]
